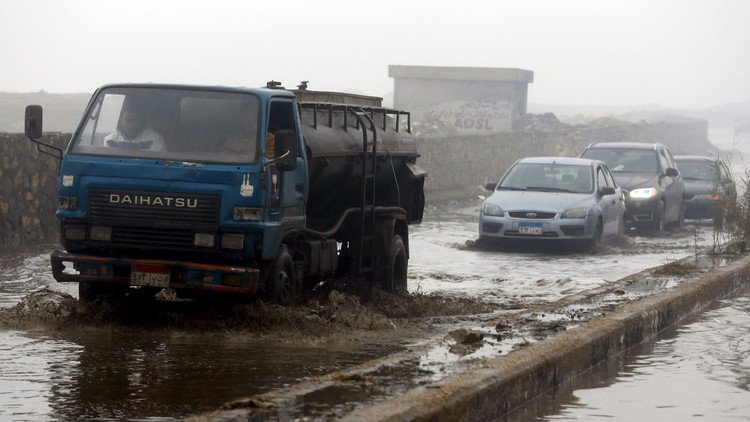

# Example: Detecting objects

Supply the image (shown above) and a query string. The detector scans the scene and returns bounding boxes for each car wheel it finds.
[671,203,685,231]
[588,219,603,251]
[616,213,626,242]
[652,203,665,234]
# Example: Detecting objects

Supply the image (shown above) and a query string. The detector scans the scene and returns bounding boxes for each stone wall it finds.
[0,118,711,247]
[416,120,714,201]
[0,133,68,248]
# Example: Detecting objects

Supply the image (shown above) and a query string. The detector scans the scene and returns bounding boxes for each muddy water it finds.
[409,201,713,306]
[0,329,396,420]
[0,203,716,420]
[517,289,750,421]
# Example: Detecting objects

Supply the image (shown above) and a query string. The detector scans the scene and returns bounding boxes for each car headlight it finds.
[482,203,504,216]
[562,206,588,219]
[629,188,658,199]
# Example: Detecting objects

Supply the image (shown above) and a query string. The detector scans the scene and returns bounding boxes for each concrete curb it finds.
[345,254,750,421]
[195,253,750,421]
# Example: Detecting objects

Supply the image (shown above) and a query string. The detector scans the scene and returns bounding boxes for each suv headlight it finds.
[562,207,588,219]
[629,188,658,199]
[482,203,504,216]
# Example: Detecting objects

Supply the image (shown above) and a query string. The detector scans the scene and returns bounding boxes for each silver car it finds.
[480,157,626,248]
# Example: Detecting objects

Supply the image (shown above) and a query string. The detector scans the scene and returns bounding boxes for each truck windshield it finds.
[70,87,260,164]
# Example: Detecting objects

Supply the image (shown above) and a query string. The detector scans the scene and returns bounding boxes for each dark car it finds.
[674,155,736,222]
[580,142,685,232]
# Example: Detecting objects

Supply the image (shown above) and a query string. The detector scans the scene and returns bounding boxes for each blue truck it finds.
[24,82,426,305]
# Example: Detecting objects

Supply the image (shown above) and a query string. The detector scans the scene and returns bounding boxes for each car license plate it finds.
[518,222,543,235]
[131,264,170,287]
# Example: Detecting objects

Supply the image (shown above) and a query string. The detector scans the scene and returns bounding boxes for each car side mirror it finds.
[665,167,679,177]
[484,182,497,191]
[271,129,298,172]
[600,186,616,196]
[25,105,43,139]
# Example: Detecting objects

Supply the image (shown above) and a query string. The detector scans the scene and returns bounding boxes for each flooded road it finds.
[410,200,714,305]
[518,288,750,421]
[0,201,717,420]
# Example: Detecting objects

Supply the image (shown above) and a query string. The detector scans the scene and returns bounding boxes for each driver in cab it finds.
[105,108,166,151]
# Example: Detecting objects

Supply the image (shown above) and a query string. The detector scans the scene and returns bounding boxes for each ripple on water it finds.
[541,292,750,421]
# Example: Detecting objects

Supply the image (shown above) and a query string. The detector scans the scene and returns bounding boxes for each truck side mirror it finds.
[485,182,497,191]
[272,129,298,172]
[24,104,63,161]
[25,105,43,139]
[665,167,679,177]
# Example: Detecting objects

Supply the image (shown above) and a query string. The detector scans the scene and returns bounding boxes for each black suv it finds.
[580,142,685,232]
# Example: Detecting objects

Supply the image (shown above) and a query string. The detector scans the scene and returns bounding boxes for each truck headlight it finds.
[233,207,262,221]
[562,207,588,219]
[482,203,504,216]
[90,226,112,241]
[221,234,245,250]
[59,196,78,210]
[194,233,216,247]
[64,225,86,240]
[629,188,658,199]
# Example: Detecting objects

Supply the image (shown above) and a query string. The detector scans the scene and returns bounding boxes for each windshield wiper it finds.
[497,186,526,191]
[682,177,710,181]
[525,186,572,193]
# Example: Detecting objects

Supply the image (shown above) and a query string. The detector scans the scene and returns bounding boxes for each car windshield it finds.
[581,148,658,173]
[70,87,260,164]
[677,160,717,181]
[498,163,593,194]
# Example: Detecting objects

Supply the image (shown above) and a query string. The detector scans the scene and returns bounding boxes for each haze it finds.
[2,0,749,109]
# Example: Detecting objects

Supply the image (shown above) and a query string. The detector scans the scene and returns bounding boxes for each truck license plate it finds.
[518,222,543,235]
[131,264,170,287]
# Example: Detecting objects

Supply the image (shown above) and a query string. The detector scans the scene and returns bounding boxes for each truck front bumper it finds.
[51,251,260,295]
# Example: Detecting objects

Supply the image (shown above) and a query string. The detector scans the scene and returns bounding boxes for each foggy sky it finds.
[2,0,749,109]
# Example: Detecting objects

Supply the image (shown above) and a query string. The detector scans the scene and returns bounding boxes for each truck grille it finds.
[88,189,220,229]
[111,226,204,250]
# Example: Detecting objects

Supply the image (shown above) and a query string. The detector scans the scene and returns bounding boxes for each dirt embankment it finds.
[0,280,497,345]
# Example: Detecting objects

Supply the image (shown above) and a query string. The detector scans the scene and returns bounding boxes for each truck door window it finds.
[267,100,296,158]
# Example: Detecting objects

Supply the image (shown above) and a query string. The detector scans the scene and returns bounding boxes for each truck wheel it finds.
[265,245,296,306]
[380,235,408,294]
[78,281,125,304]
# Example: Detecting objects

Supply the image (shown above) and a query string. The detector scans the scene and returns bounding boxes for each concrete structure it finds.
[389,65,534,133]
